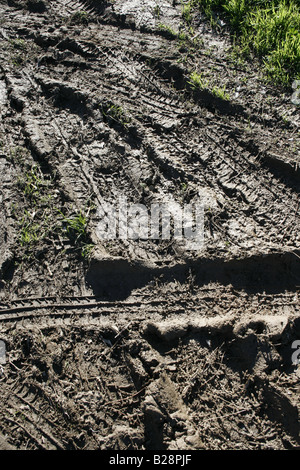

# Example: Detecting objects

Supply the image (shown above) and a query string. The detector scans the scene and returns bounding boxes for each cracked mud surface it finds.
[0,0,299,450]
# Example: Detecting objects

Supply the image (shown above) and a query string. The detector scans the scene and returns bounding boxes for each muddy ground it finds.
[0,0,299,451]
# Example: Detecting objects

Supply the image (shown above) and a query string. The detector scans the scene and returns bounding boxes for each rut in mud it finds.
[0,0,299,450]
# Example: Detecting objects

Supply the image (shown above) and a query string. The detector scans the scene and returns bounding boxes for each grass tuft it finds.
[188,71,230,100]
[189,0,300,85]
[70,10,90,24]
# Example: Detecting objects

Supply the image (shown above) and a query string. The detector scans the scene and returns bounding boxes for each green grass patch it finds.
[101,103,131,128]
[15,164,56,248]
[158,22,178,38]
[182,1,193,24]
[60,210,94,259]
[153,4,162,18]
[158,21,203,52]
[188,0,300,86]
[189,70,231,100]
[70,10,90,24]
[61,211,88,245]
[10,39,27,51]
[17,166,45,201]
[9,146,95,260]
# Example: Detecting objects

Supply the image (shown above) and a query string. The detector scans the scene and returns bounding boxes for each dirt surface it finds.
[0,0,299,451]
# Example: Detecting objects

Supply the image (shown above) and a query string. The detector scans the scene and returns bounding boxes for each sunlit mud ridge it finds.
[0,0,299,450]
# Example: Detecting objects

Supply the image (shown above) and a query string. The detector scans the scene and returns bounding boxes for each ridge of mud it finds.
[86,249,300,299]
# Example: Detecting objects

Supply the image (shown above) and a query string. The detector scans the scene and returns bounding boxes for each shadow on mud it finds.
[149,58,247,118]
[261,154,300,193]
[86,250,300,300]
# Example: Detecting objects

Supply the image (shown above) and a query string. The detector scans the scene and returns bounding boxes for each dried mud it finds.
[0,0,299,451]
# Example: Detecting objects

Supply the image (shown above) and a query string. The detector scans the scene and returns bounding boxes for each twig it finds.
[98,382,149,409]
[204,403,261,423]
